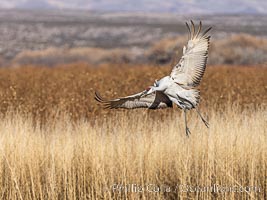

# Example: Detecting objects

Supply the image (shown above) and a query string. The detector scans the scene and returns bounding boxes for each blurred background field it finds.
[0,64,265,122]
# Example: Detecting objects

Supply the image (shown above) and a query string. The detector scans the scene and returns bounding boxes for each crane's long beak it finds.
[141,86,154,97]
[144,88,154,96]
[140,87,150,97]
[140,90,148,98]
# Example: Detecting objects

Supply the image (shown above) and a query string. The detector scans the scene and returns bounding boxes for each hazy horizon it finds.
[0,0,267,14]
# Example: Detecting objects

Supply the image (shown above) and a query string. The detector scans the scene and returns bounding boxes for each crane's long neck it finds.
[156,76,170,91]
[146,76,170,95]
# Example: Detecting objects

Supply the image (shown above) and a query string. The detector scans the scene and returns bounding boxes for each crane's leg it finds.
[195,107,209,128]
[184,109,191,136]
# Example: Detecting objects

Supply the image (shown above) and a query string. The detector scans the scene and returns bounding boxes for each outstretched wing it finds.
[95,91,172,109]
[170,21,211,87]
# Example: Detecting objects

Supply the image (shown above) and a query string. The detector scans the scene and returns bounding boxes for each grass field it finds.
[0,64,266,119]
[0,64,266,199]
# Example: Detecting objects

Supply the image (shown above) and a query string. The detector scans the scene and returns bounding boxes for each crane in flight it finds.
[95,21,211,136]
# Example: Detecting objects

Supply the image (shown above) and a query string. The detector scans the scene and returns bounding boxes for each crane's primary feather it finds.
[170,21,211,87]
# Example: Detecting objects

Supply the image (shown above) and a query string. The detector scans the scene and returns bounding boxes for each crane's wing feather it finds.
[95,91,172,109]
[170,21,211,87]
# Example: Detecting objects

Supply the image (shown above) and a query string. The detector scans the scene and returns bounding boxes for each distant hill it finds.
[0,0,267,14]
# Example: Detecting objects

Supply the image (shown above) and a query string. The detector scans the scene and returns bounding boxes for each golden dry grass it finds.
[0,64,266,199]
[0,106,266,199]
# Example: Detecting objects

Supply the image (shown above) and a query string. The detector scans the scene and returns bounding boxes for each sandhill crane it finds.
[95,21,211,136]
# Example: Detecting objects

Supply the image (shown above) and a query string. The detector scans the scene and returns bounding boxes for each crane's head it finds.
[140,86,153,97]
[145,86,155,95]
[145,79,158,91]
[145,86,151,91]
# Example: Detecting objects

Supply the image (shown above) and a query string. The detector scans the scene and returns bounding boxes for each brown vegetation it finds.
[0,64,266,199]
[0,64,266,121]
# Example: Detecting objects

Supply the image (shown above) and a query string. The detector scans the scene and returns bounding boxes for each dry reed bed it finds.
[0,64,266,199]
[0,64,266,121]
[0,106,266,199]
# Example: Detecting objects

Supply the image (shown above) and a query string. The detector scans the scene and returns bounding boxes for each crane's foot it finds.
[201,118,210,128]
[186,127,191,137]
[196,108,210,129]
